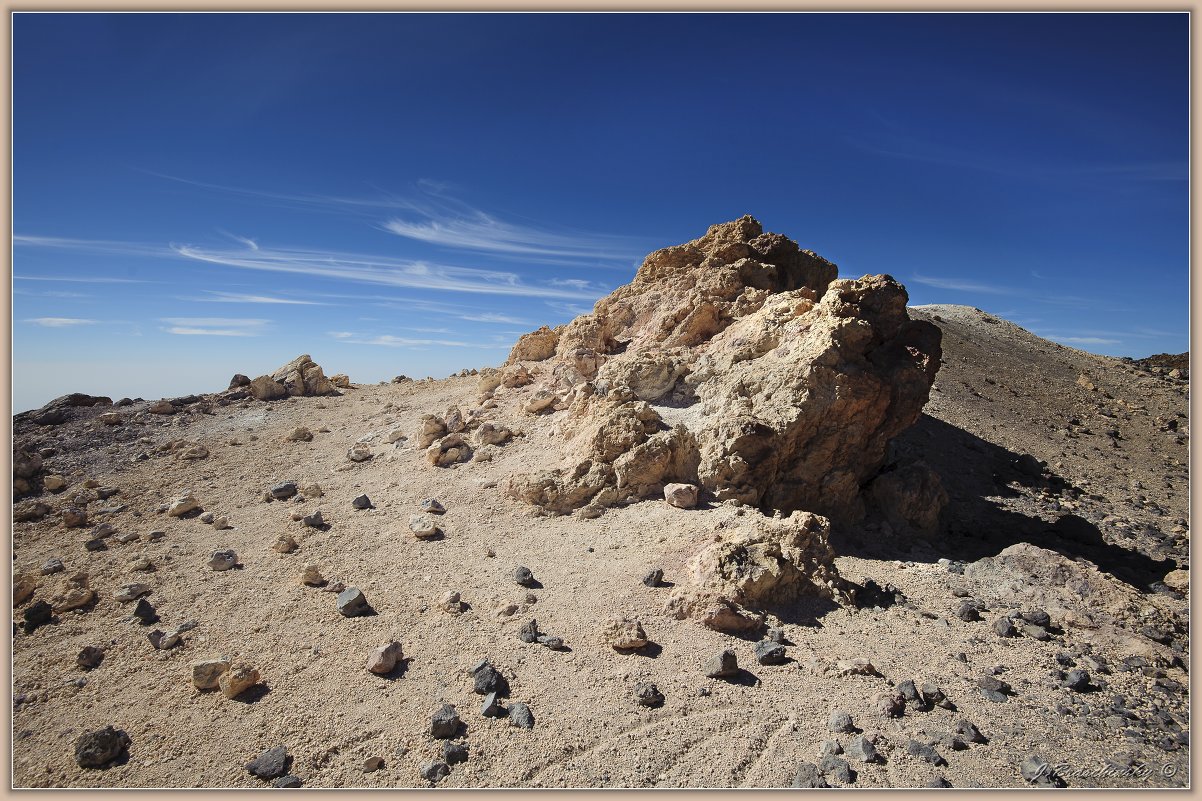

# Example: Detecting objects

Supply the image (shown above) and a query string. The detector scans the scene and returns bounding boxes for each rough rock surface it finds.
[504,216,940,527]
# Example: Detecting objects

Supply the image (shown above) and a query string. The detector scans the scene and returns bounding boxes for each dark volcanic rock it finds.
[246,745,290,780]
[74,726,130,768]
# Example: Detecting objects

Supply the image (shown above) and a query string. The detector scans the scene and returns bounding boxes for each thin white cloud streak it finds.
[24,317,97,327]
[458,312,530,325]
[327,331,508,349]
[1052,336,1121,346]
[910,274,1018,295]
[218,229,260,250]
[143,171,644,266]
[159,317,269,337]
[172,243,599,300]
[192,291,327,305]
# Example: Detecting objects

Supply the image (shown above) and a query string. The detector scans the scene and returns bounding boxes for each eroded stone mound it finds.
[502,216,941,525]
[664,510,847,634]
[245,355,340,401]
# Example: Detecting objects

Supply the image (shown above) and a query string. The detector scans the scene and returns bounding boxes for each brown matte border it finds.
[1,2,1195,801]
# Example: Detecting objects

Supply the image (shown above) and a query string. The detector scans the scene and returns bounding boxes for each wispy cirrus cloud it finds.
[910,274,1018,295]
[1050,335,1121,346]
[327,330,508,349]
[172,242,599,300]
[458,312,530,325]
[192,290,328,306]
[143,171,645,267]
[159,317,270,337]
[24,317,97,327]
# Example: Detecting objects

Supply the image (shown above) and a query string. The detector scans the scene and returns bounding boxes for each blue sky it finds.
[13,12,1188,412]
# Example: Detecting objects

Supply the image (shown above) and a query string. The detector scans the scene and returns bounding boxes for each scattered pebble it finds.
[366,642,404,674]
[246,745,290,780]
[74,726,131,769]
[846,735,880,764]
[301,510,324,528]
[906,739,946,766]
[208,550,237,571]
[642,569,664,587]
[508,702,534,729]
[430,704,460,739]
[272,775,303,788]
[753,639,787,665]
[191,658,231,690]
[704,649,739,678]
[273,534,298,554]
[481,691,504,717]
[21,601,53,633]
[408,514,440,539]
[362,756,384,773]
[132,597,158,625]
[443,741,468,765]
[791,762,829,788]
[1062,669,1091,692]
[219,663,260,699]
[472,660,509,696]
[300,564,325,586]
[114,583,151,603]
[420,761,449,784]
[634,682,664,707]
[601,616,648,650]
[512,565,536,587]
[828,710,855,734]
[270,482,298,500]
[41,558,65,575]
[76,646,105,670]
[337,587,371,617]
[352,494,373,510]
[420,498,446,514]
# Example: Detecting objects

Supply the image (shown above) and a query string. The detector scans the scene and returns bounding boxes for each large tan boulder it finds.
[270,354,339,397]
[504,216,941,525]
[507,325,561,363]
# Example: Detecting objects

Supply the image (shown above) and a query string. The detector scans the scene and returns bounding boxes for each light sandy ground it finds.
[10,305,1189,788]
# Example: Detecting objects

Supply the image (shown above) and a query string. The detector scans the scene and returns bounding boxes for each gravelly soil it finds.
[10,304,1189,789]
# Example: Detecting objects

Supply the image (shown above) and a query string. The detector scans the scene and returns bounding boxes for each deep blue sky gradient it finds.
[13,12,1189,412]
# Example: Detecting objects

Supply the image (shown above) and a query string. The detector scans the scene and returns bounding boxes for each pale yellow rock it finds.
[218,664,260,699]
[600,616,648,650]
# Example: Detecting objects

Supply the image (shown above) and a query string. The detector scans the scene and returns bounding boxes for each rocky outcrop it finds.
[664,510,847,633]
[245,355,340,401]
[502,216,941,526]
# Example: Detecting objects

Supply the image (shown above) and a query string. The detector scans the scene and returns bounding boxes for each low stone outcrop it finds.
[245,355,340,400]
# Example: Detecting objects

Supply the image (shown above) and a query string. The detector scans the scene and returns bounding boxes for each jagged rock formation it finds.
[502,216,941,526]
[245,355,340,401]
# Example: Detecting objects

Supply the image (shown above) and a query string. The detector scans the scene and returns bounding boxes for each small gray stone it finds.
[301,510,324,528]
[443,741,468,765]
[517,619,539,644]
[766,627,786,644]
[642,568,664,587]
[472,661,508,696]
[1062,669,1091,692]
[508,701,534,729]
[634,682,664,707]
[537,634,565,651]
[1021,609,1051,628]
[977,675,1011,694]
[132,597,158,625]
[954,719,985,743]
[791,762,829,788]
[513,566,536,587]
[956,599,983,622]
[337,587,370,617]
[820,753,854,784]
[481,691,504,717]
[819,739,843,758]
[76,646,105,670]
[74,726,130,769]
[270,482,298,500]
[846,735,880,764]
[362,756,384,773]
[246,745,290,780]
[420,498,446,514]
[430,704,460,739]
[906,739,946,766]
[1020,754,1064,786]
[753,640,787,665]
[993,617,1016,637]
[420,761,449,783]
[898,679,925,710]
[922,682,954,710]
[926,777,952,788]
[208,550,237,571]
[271,775,302,788]
[41,558,65,575]
[704,648,739,678]
[980,689,1008,703]
[828,710,855,733]
[352,494,373,510]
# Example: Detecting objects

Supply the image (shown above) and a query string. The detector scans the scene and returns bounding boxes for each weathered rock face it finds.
[503,216,941,526]
[664,510,846,633]
[244,355,340,400]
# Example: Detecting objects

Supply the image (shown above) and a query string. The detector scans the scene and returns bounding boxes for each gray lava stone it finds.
[246,745,290,780]
[508,702,535,729]
[74,726,130,769]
